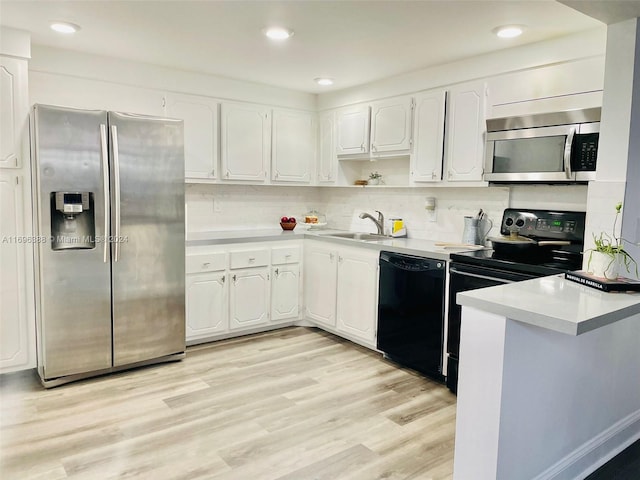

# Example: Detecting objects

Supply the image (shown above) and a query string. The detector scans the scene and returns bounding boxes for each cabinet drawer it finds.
[229,248,269,269]
[186,252,227,274]
[271,245,301,265]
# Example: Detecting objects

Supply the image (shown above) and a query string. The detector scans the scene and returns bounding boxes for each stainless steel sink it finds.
[324,232,390,241]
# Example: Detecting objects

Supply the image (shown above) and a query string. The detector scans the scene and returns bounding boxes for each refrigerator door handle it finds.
[111,124,121,262]
[100,124,110,263]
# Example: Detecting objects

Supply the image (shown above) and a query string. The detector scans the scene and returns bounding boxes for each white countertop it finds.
[457,274,640,335]
[186,228,483,261]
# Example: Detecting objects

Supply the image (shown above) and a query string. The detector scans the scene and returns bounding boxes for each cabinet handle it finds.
[274,267,279,276]
[221,275,225,283]
[329,253,334,261]
[361,143,365,151]
[226,171,230,178]
[211,169,215,176]
[249,257,255,262]
[338,255,343,263]
[232,274,237,282]
[202,262,210,268]
[372,144,377,152]
[285,254,291,257]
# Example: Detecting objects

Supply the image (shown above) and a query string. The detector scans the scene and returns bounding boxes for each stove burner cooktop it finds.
[451,209,586,277]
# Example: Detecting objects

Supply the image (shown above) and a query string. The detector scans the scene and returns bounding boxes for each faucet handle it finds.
[375,210,384,221]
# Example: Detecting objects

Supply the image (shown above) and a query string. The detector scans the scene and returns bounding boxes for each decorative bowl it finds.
[280,222,297,231]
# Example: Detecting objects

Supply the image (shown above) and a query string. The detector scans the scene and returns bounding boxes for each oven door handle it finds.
[449,267,516,284]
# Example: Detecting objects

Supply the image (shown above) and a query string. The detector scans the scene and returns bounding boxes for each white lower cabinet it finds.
[185,251,228,341]
[304,241,379,348]
[271,244,302,322]
[336,246,378,345]
[304,242,338,327]
[186,272,228,339]
[229,267,270,330]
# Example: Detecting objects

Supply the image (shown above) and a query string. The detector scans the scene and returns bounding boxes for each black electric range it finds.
[445,208,586,394]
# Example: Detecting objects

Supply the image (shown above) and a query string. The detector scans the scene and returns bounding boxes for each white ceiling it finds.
[0,1,607,94]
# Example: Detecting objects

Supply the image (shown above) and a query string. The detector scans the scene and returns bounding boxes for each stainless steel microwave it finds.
[483,107,600,183]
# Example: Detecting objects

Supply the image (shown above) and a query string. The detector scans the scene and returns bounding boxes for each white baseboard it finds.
[533,408,640,480]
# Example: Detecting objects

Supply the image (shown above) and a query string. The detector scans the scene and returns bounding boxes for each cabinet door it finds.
[272,109,313,183]
[304,243,338,327]
[445,80,486,182]
[412,90,446,182]
[229,267,270,330]
[221,102,270,181]
[0,56,28,169]
[185,272,228,340]
[370,95,413,154]
[336,104,370,155]
[271,264,300,321]
[0,173,29,372]
[336,247,378,345]
[165,93,218,180]
[318,111,337,183]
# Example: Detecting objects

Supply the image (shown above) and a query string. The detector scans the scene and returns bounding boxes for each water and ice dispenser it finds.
[50,192,96,250]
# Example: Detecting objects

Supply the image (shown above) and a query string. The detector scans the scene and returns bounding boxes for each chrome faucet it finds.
[359,210,385,235]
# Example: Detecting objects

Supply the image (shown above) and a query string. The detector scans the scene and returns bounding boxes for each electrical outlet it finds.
[213,197,222,213]
[426,210,437,223]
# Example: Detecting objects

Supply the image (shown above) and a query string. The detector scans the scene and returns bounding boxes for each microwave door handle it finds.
[564,127,576,179]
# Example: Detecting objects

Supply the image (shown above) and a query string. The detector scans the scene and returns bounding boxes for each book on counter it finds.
[565,270,640,292]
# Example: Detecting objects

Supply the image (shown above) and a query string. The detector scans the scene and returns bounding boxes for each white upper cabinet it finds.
[221,102,271,182]
[165,93,218,180]
[370,95,414,155]
[336,104,371,155]
[0,56,28,169]
[444,80,486,182]
[271,109,314,183]
[411,90,446,183]
[318,110,337,183]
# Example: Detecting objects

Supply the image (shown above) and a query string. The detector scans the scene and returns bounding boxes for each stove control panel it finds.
[500,209,585,242]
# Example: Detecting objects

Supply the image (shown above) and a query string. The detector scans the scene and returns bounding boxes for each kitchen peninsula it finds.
[453,276,640,480]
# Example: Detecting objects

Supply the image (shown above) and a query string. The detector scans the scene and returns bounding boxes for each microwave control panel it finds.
[571,132,599,171]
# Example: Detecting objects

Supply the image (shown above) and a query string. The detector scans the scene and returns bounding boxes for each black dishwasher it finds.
[377,251,446,382]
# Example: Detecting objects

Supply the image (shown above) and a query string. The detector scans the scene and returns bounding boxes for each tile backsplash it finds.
[187,183,589,245]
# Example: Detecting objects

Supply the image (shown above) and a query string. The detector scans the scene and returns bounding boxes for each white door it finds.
[271,264,300,321]
[221,102,270,181]
[336,104,370,155]
[229,267,270,330]
[165,93,218,180]
[336,248,378,345]
[185,272,228,340]
[0,56,28,169]
[0,173,29,372]
[318,111,336,183]
[445,80,486,182]
[412,90,446,183]
[370,95,413,154]
[271,109,313,183]
[304,243,338,327]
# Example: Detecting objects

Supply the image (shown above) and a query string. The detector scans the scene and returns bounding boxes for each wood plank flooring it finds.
[0,327,456,480]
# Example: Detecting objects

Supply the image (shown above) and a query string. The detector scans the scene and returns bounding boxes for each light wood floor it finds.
[0,327,457,480]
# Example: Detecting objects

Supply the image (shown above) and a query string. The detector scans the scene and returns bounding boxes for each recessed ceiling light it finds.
[315,78,334,86]
[50,21,81,34]
[264,27,294,41]
[493,25,524,39]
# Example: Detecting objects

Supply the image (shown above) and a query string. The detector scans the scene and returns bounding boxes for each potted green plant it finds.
[587,202,637,279]
[368,171,382,185]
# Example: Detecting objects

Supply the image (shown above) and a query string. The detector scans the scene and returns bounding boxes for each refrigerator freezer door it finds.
[108,112,185,366]
[33,105,112,379]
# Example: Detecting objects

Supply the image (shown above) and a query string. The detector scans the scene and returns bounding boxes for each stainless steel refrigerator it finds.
[32,104,185,387]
